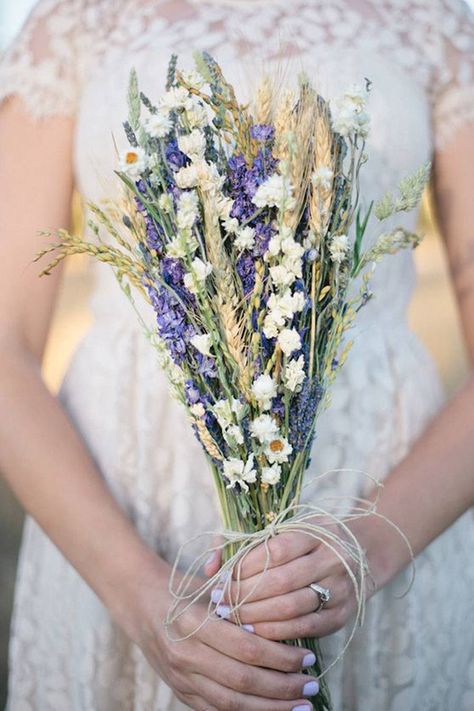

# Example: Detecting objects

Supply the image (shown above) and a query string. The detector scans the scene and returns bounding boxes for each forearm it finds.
[353,372,474,590]
[0,341,169,636]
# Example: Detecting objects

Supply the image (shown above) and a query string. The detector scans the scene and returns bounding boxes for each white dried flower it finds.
[261,463,282,486]
[265,437,293,464]
[283,355,306,392]
[329,233,350,264]
[118,147,149,179]
[249,414,279,443]
[159,86,190,111]
[252,174,296,210]
[223,216,240,234]
[144,111,172,138]
[235,226,255,250]
[224,424,245,446]
[311,166,334,190]
[190,333,212,356]
[183,257,213,293]
[277,328,302,356]
[252,374,278,411]
[177,129,206,160]
[224,455,257,492]
[175,164,199,189]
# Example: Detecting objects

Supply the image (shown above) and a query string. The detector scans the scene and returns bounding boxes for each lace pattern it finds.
[0,0,473,149]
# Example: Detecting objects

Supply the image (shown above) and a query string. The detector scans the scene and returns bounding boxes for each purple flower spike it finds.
[250,124,275,143]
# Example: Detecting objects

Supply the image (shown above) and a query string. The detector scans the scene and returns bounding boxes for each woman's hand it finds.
[205,525,375,642]
[120,560,321,711]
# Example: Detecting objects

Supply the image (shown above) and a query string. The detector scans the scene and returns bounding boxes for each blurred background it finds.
[0,0,472,706]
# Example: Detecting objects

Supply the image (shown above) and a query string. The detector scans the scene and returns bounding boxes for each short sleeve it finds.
[430,0,474,152]
[0,0,84,119]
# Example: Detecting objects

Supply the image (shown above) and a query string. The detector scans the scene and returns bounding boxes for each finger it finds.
[192,639,320,701]
[214,585,330,626]
[233,532,317,580]
[222,549,332,605]
[190,672,316,711]
[204,536,224,578]
[200,616,317,673]
[249,604,347,641]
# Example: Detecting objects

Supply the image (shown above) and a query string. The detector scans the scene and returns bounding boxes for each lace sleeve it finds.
[430,0,474,152]
[0,0,86,119]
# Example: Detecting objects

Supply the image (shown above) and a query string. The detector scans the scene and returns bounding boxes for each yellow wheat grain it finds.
[254,74,273,125]
[193,417,223,460]
[310,104,336,239]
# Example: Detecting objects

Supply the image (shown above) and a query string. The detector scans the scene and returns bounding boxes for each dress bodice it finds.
[0,0,473,331]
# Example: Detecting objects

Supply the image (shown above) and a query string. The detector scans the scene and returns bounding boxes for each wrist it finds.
[103,543,172,643]
[348,513,411,595]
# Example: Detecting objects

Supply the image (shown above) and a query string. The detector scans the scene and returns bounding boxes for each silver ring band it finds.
[308,582,332,612]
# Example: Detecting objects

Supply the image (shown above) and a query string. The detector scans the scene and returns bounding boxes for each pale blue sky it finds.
[1,0,474,47]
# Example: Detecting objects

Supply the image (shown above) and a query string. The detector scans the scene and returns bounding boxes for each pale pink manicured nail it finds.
[211,588,224,604]
[292,706,312,711]
[219,570,231,583]
[215,604,231,619]
[242,624,255,633]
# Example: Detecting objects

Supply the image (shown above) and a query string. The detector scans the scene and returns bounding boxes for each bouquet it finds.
[36,51,429,710]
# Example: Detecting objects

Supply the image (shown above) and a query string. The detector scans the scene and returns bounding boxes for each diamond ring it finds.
[308,582,332,613]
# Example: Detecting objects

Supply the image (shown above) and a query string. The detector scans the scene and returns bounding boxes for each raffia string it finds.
[164,468,415,682]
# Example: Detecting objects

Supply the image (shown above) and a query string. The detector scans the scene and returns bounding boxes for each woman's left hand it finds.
[204,527,375,641]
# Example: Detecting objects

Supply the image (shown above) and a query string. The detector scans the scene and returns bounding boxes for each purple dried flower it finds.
[165,139,189,170]
[236,253,256,296]
[185,379,202,404]
[146,281,196,364]
[250,124,275,143]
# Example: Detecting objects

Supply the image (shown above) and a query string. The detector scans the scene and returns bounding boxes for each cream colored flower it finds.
[252,174,296,210]
[265,437,293,464]
[177,129,206,160]
[249,414,279,443]
[329,233,350,263]
[251,374,278,411]
[175,165,199,189]
[158,192,174,213]
[283,355,306,392]
[183,257,213,293]
[144,111,172,139]
[277,328,302,356]
[261,463,282,485]
[235,226,256,250]
[224,455,257,492]
[119,147,148,179]
[159,86,190,111]
[311,166,334,190]
[190,333,212,356]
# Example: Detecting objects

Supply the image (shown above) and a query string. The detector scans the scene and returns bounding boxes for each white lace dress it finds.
[1,1,474,709]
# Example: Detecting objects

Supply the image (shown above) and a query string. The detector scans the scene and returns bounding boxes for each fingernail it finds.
[242,624,255,633]
[205,553,216,567]
[303,680,319,696]
[219,570,231,583]
[292,706,312,711]
[211,588,224,604]
[215,604,231,619]
[302,652,316,668]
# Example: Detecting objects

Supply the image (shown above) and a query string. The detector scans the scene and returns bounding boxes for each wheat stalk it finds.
[273,88,296,163]
[254,74,273,125]
[310,103,336,239]
[200,192,252,399]
[193,416,223,461]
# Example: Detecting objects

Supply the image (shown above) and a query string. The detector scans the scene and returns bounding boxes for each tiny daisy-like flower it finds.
[265,436,293,464]
[119,147,148,179]
[235,226,256,251]
[249,414,279,443]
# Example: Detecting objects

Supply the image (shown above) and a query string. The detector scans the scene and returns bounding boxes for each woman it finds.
[0,0,473,709]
